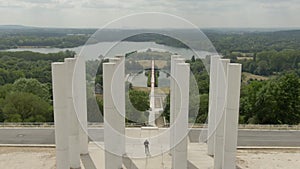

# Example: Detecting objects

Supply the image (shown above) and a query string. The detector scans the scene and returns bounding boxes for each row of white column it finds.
[170,55,190,169]
[55,54,240,169]
[207,56,242,169]
[103,56,126,169]
[52,57,88,169]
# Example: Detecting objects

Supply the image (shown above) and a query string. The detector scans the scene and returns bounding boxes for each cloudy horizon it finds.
[0,0,299,29]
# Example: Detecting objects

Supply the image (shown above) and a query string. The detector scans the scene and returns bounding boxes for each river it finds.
[4,41,215,60]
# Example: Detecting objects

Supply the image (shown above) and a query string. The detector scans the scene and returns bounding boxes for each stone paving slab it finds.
[86,142,213,169]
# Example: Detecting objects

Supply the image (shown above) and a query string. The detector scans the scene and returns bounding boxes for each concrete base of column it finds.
[105,152,123,169]
[55,149,69,169]
[79,127,89,155]
[172,137,188,169]
[69,135,81,168]
[222,152,236,169]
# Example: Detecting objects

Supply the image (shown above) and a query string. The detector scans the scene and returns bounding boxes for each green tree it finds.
[126,90,149,123]
[0,68,9,85]
[275,72,300,124]
[255,60,270,76]
[13,78,51,102]
[255,73,300,124]
[86,83,103,123]
[162,94,170,123]
[196,94,209,123]
[240,80,265,123]
[191,55,196,62]
[128,90,150,112]
[3,92,52,122]
[240,72,300,124]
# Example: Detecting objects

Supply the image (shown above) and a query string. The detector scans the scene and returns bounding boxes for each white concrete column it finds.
[170,56,185,152]
[65,58,81,169]
[172,62,190,169]
[222,63,242,169]
[74,56,89,155]
[207,56,219,156]
[214,59,230,169]
[52,62,69,169]
[111,56,126,155]
[148,60,156,126]
[170,55,178,150]
[103,58,125,169]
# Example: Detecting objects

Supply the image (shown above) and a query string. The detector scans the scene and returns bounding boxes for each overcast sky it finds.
[0,0,299,28]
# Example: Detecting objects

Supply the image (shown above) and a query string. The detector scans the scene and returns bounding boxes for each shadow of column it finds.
[123,155,139,169]
[187,160,199,169]
[81,154,97,169]
[187,160,242,169]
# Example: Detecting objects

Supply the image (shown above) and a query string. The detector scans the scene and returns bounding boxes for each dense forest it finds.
[180,57,300,124]
[0,26,93,49]
[207,30,300,54]
[0,51,75,122]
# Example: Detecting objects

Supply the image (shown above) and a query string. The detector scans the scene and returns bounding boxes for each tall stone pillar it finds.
[74,56,89,155]
[103,56,125,169]
[52,62,69,169]
[111,56,126,155]
[170,56,185,152]
[214,59,230,169]
[222,63,242,169]
[207,56,219,156]
[172,62,190,169]
[170,55,178,150]
[65,58,81,169]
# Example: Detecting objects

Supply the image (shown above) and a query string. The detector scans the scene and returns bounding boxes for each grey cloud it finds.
[0,0,299,28]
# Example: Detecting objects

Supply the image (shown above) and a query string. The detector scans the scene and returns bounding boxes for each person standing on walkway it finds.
[144,139,150,156]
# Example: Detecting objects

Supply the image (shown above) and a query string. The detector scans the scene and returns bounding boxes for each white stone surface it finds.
[103,56,125,169]
[149,60,156,126]
[111,56,126,155]
[170,56,185,153]
[214,59,230,169]
[172,62,190,169]
[222,63,242,169]
[74,56,89,155]
[207,56,219,156]
[65,58,81,169]
[170,55,179,151]
[52,62,69,169]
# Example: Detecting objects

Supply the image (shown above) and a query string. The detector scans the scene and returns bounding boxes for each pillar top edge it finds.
[228,63,242,66]
[109,58,121,62]
[211,55,222,58]
[171,54,182,57]
[103,62,116,65]
[220,59,230,62]
[52,62,65,65]
[176,63,190,66]
[64,58,76,62]
[174,58,185,61]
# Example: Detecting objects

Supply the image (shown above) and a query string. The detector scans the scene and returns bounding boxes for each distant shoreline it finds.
[17,46,53,49]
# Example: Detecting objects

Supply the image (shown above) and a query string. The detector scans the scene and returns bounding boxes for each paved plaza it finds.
[1,142,300,169]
